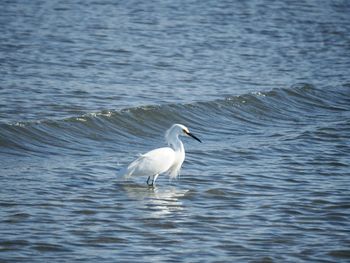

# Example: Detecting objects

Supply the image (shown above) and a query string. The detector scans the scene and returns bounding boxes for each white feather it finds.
[119,124,201,185]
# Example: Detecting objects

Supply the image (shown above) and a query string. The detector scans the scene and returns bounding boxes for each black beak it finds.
[187,132,202,143]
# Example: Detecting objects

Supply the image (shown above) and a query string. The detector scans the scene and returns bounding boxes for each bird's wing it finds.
[121,147,175,178]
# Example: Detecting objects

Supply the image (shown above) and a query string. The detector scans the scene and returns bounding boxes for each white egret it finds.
[119,124,201,186]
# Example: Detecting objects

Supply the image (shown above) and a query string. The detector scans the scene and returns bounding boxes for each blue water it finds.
[1,0,350,262]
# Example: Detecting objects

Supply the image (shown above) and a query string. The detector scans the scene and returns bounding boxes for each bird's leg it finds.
[147,176,152,186]
[153,174,159,186]
[146,174,159,187]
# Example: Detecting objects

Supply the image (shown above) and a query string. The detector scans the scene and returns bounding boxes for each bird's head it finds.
[166,124,202,143]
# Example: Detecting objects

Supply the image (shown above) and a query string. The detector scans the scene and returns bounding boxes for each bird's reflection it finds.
[119,182,188,217]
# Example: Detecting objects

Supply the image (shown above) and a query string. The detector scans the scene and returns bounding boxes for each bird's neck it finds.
[170,136,184,153]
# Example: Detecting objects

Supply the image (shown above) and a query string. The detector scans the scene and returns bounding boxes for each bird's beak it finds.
[186,131,202,143]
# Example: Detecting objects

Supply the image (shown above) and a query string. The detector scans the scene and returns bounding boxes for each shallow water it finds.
[1,0,350,262]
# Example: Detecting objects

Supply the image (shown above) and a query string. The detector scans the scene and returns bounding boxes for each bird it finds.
[119,124,201,186]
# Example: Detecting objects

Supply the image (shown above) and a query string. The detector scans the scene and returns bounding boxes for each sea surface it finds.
[1,0,350,262]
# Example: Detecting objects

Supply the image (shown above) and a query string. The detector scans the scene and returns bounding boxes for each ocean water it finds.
[1,0,350,262]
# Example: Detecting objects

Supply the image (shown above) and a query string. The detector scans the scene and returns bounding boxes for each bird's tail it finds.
[117,159,139,179]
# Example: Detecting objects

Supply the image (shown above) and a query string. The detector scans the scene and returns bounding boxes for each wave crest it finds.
[1,84,348,157]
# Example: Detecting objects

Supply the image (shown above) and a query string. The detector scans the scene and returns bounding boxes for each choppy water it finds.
[1,0,350,262]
